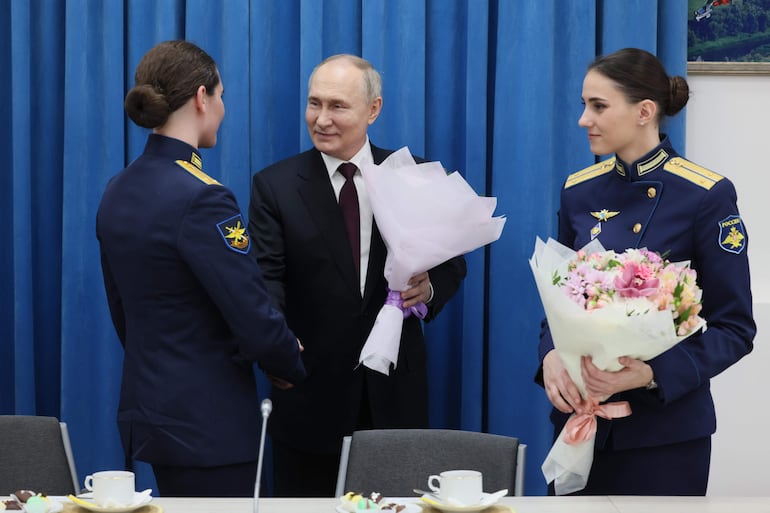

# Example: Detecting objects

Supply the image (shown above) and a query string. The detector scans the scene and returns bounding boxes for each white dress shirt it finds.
[320,139,374,297]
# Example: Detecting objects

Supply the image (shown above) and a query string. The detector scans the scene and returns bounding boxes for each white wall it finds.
[685,72,770,495]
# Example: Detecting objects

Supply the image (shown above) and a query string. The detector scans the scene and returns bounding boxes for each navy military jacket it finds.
[97,134,305,466]
[538,137,755,450]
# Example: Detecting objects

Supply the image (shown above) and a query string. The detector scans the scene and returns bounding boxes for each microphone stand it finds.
[254,398,272,513]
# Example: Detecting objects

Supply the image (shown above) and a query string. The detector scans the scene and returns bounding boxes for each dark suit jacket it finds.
[97,134,306,467]
[248,144,466,453]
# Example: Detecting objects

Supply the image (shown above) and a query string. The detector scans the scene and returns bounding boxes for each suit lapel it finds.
[296,150,361,297]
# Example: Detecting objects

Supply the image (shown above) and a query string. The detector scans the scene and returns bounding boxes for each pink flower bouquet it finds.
[529,237,706,494]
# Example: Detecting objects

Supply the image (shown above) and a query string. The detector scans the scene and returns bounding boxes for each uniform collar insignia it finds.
[590,209,620,222]
[637,149,668,176]
[190,152,203,170]
[615,148,669,178]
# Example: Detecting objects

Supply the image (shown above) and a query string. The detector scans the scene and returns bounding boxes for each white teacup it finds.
[84,470,135,506]
[428,469,483,505]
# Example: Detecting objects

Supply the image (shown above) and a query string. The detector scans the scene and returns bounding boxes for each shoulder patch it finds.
[216,214,251,254]
[663,157,723,190]
[175,160,221,186]
[718,215,747,254]
[564,158,615,189]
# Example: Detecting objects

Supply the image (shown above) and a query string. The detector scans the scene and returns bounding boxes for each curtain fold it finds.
[0,0,12,413]
[250,1,302,170]
[9,0,38,414]
[61,0,128,479]
[29,0,67,418]
[423,0,490,433]
[487,0,578,478]
[1,0,686,496]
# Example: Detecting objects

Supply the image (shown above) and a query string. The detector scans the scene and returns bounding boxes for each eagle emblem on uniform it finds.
[590,209,620,222]
[718,215,746,254]
[216,214,251,254]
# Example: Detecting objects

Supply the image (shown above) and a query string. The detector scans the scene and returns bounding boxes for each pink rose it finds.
[614,262,659,298]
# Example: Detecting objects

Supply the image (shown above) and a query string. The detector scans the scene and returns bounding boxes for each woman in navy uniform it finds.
[96,41,305,497]
[537,48,755,495]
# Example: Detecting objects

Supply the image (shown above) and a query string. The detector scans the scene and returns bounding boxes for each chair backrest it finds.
[0,415,80,495]
[335,429,525,498]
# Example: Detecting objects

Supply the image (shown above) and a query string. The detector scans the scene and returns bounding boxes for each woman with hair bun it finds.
[96,40,305,497]
[537,48,755,495]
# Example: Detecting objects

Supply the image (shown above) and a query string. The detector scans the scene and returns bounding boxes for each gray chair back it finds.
[337,428,523,497]
[0,415,79,495]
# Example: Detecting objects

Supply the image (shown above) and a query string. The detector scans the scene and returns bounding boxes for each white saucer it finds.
[67,492,153,513]
[419,491,506,512]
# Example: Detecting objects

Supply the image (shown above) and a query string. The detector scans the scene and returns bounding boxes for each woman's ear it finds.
[194,85,208,112]
[638,99,657,126]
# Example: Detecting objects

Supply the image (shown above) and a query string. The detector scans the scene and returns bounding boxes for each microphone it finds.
[254,398,272,513]
[261,398,273,418]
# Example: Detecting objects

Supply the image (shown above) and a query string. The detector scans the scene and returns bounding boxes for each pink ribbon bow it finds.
[562,400,632,445]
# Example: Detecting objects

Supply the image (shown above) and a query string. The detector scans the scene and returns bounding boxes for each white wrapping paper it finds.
[357,147,506,374]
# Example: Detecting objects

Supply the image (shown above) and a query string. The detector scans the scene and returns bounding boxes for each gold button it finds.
[633,223,642,234]
[647,187,656,198]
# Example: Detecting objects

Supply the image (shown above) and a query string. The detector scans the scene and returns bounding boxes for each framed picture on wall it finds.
[687,0,770,75]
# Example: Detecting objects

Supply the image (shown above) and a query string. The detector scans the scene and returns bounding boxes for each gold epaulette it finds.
[564,158,615,189]
[175,160,221,185]
[663,157,723,190]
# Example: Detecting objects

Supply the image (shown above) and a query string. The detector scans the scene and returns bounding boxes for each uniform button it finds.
[633,223,642,234]
[647,187,656,198]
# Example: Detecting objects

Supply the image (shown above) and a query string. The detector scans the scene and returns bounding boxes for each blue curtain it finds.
[0,0,687,496]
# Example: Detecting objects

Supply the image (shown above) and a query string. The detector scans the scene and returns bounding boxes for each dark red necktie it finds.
[338,162,360,276]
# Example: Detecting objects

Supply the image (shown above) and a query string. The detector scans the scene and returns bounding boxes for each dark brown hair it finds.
[124,40,219,128]
[588,48,689,120]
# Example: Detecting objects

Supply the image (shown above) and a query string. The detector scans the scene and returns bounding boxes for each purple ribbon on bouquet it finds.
[385,288,428,319]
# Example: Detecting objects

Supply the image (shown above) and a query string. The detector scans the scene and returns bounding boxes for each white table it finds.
[142,495,770,513]
[148,496,617,512]
[17,495,767,513]
[608,496,770,513]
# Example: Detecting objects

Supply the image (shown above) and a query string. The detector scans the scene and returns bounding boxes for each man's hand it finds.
[267,338,304,391]
[401,272,432,308]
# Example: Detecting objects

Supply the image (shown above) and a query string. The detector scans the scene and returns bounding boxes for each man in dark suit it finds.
[247,54,467,496]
